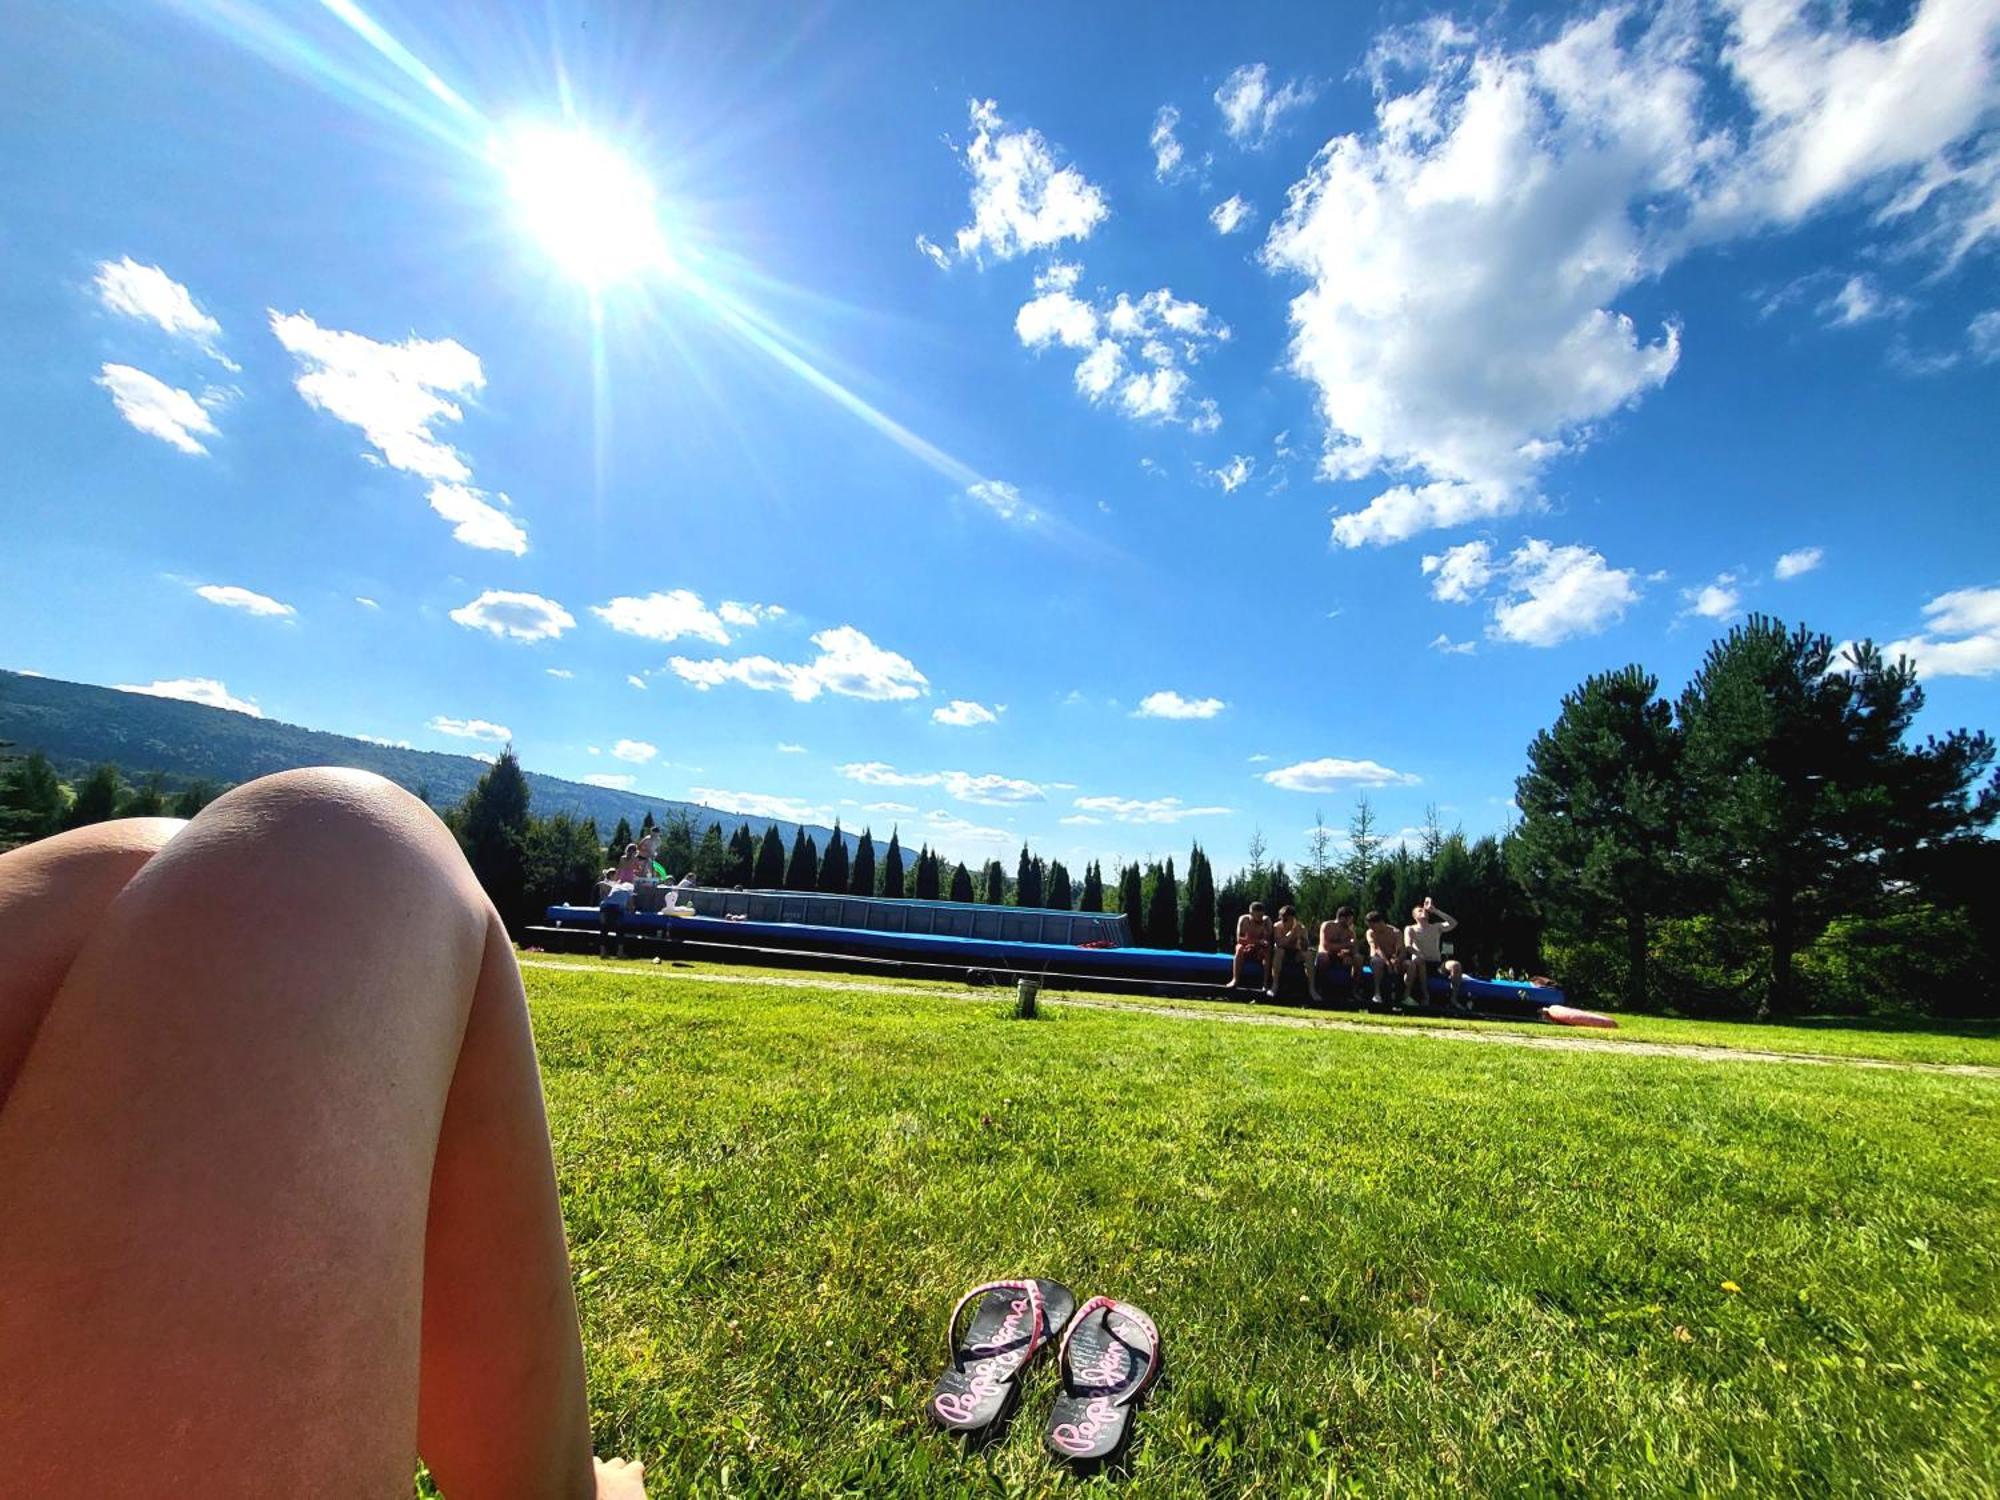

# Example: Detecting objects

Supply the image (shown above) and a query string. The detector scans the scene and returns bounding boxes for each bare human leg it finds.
[0,769,640,1499]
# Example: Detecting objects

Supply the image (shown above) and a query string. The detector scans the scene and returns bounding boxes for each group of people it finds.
[597,834,693,911]
[1227,897,1467,1010]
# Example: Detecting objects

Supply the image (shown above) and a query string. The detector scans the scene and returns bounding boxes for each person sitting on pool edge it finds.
[1364,909,1407,1008]
[1267,904,1309,1000]
[0,769,648,1498]
[1404,896,1466,1010]
[1313,906,1362,1005]
[1226,900,1272,991]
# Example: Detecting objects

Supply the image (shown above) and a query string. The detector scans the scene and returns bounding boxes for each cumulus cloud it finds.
[670,626,928,703]
[582,773,637,790]
[718,600,784,628]
[1265,0,2000,550]
[93,258,235,368]
[626,675,646,690]
[941,99,1109,263]
[593,590,733,645]
[689,787,829,823]
[1681,572,1743,621]
[933,699,1000,727]
[1017,281,1230,428]
[965,479,1037,523]
[1150,106,1189,182]
[1134,690,1225,720]
[426,484,527,555]
[923,808,1016,855]
[1430,633,1478,655]
[429,715,511,742]
[1071,795,1232,824]
[1215,63,1317,146]
[113,677,263,716]
[866,801,917,813]
[1262,757,1419,792]
[1883,586,2000,677]
[838,762,1044,805]
[194,584,294,618]
[449,589,574,641]
[1774,545,1824,580]
[1206,455,1253,492]
[95,364,218,454]
[1209,194,1255,234]
[1488,540,1641,646]
[1421,540,1496,603]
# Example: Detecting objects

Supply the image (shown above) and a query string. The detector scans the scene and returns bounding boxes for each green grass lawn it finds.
[527,962,2000,1496]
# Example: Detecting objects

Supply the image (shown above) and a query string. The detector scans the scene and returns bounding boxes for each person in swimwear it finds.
[1226,900,1272,991]
[1403,897,1465,1010]
[1364,909,1408,1008]
[1267,904,1308,999]
[0,770,647,1497]
[1313,905,1361,1005]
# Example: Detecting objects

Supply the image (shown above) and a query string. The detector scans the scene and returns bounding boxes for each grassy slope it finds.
[529,966,2000,1497]
[522,952,2000,1069]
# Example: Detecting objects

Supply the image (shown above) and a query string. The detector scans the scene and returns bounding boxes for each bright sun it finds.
[498,123,666,289]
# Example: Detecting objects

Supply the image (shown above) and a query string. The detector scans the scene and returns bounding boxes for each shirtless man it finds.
[1404,897,1466,1009]
[1226,901,1272,991]
[1267,904,1308,999]
[1314,906,1361,1004]
[1364,909,1407,1008]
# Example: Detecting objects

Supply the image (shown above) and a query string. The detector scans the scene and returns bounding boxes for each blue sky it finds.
[4,0,1997,874]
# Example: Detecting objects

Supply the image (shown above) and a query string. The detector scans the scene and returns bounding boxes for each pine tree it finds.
[607,815,635,865]
[785,828,818,890]
[0,749,66,847]
[850,829,876,896]
[1182,844,1217,952]
[656,809,696,879]
[1080,860,1104,912]
[455,747,533,930]
[982,859,1007,903]
[1147,858,1180,948]
[694,821,729,885]
[120,772,167,818]
[818,821,850,892]
[916,844,942,900]
[881,829,905,898]
[949,861,974,903]
[1118,862,1145,943]
[725,824,756,885]
[639,810,656,839]
[62,764,121,830]
[754,824,787,887]
[1015,843,1043,908]
[1047,859,1073,910]
[1344,795,1382,904]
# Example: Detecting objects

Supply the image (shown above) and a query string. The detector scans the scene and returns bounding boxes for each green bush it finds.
[1796,902,1979,1018]
[1647,915,1766,1018]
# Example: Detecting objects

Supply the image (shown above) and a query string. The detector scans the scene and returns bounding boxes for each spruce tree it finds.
[1015,843,1043,908]
[881,829,905,898]
[62,764,121,830]
[0,749,66,847]
[725,824,756,885]
[983,859,1007,903]
[916,844,942,900]
[1182,844,1217,952]
[850,829,876,896]
[608,815,635,864]
[1344,795,1382,908]
[119,772,167,818]
[657,809,696,878]
[1080,860,1104,912]
[784,828,818,890]
[455,747,533,930]
[1118,862,1145,943]
[949,861,974,903]
[753,824,787,887]
[1047,859,1073,910]
[818,821,850,892]
[1147,857,1180,949]
[694,821,729,885]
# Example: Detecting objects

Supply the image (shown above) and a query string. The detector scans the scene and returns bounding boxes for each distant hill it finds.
[0,670,867,858]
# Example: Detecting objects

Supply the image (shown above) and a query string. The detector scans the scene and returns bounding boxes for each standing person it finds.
[1226,901,1272,992]
[598,843,645,911]
[1267,904,1308,1000]
[1404,897,1466,1010]
[1364,910,1407,1008]
[1314,906,1362,1005]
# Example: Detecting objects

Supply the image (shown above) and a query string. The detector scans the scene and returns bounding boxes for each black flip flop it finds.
[1045,1296,1163,1470]
[928,1278,1078,1443]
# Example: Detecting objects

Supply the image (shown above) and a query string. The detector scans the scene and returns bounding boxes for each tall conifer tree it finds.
[881,829,905,898]
[754,824,787,887]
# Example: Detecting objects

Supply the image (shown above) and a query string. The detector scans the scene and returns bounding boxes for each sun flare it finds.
[497,123,666,288]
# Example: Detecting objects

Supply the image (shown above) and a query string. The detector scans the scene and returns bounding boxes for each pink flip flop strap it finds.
[945,1278,1047,1373]
[1059,1296,1161,1406]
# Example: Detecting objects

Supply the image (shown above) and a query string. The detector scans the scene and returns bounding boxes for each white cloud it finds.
[866,801,916,813]
[546,667,574,678]
[582,773,637,790]
[353,733,412,748]
[670,625,928,703]
[95,364,218,454]
[1421,540,1495,603]
[933,699,1000,727]
[426,483,527,556]
[1971,310,2000,362]
[1819,274,1910,327]
[688,787,829,823]
[1019,283,1230,428]
[914,234,952,270]
[448,589,574,641]
[354,596,379,609]
[626,675,647,691]
[1681,572,1742,621]
[1060,813,1103,826]
[1150,105,1187,181]
[1014,291,1099,350]
[1215,63,1317,146]
[1262,757,1419,792]
[1209,194,1255,234]
[593,590,733,645]
[113,677,263,717]
[1264,1,2000,550]
[612,739,658,764]
[777,742,808,754]
[1247,753,1270,763]
[718,600,784,628]
[1134,690,1225,720]
[1071,795,1232,824]
[923,808,1016,855]
[1207,455,1253,492]
[1430,633,1478,655]
[944,99,1109,263]
[1883,586,2000,677]
[1489,539,1641,646]
[92,258,234,368]
[965,479,1037,523]
[194,584,294,618]
[1774,546,1824,580]
[429,715,511,742]
[838,762,1043,804]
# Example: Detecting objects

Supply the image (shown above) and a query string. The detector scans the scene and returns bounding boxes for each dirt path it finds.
[518,958,2000,1080]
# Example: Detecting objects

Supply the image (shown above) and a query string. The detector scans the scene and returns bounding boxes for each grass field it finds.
[525,960,2000,1496]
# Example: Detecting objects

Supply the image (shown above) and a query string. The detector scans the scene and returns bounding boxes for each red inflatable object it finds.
[1543,1004,1617,1029]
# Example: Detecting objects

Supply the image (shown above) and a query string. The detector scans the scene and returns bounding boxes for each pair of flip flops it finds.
[927,1278,1162,1469]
